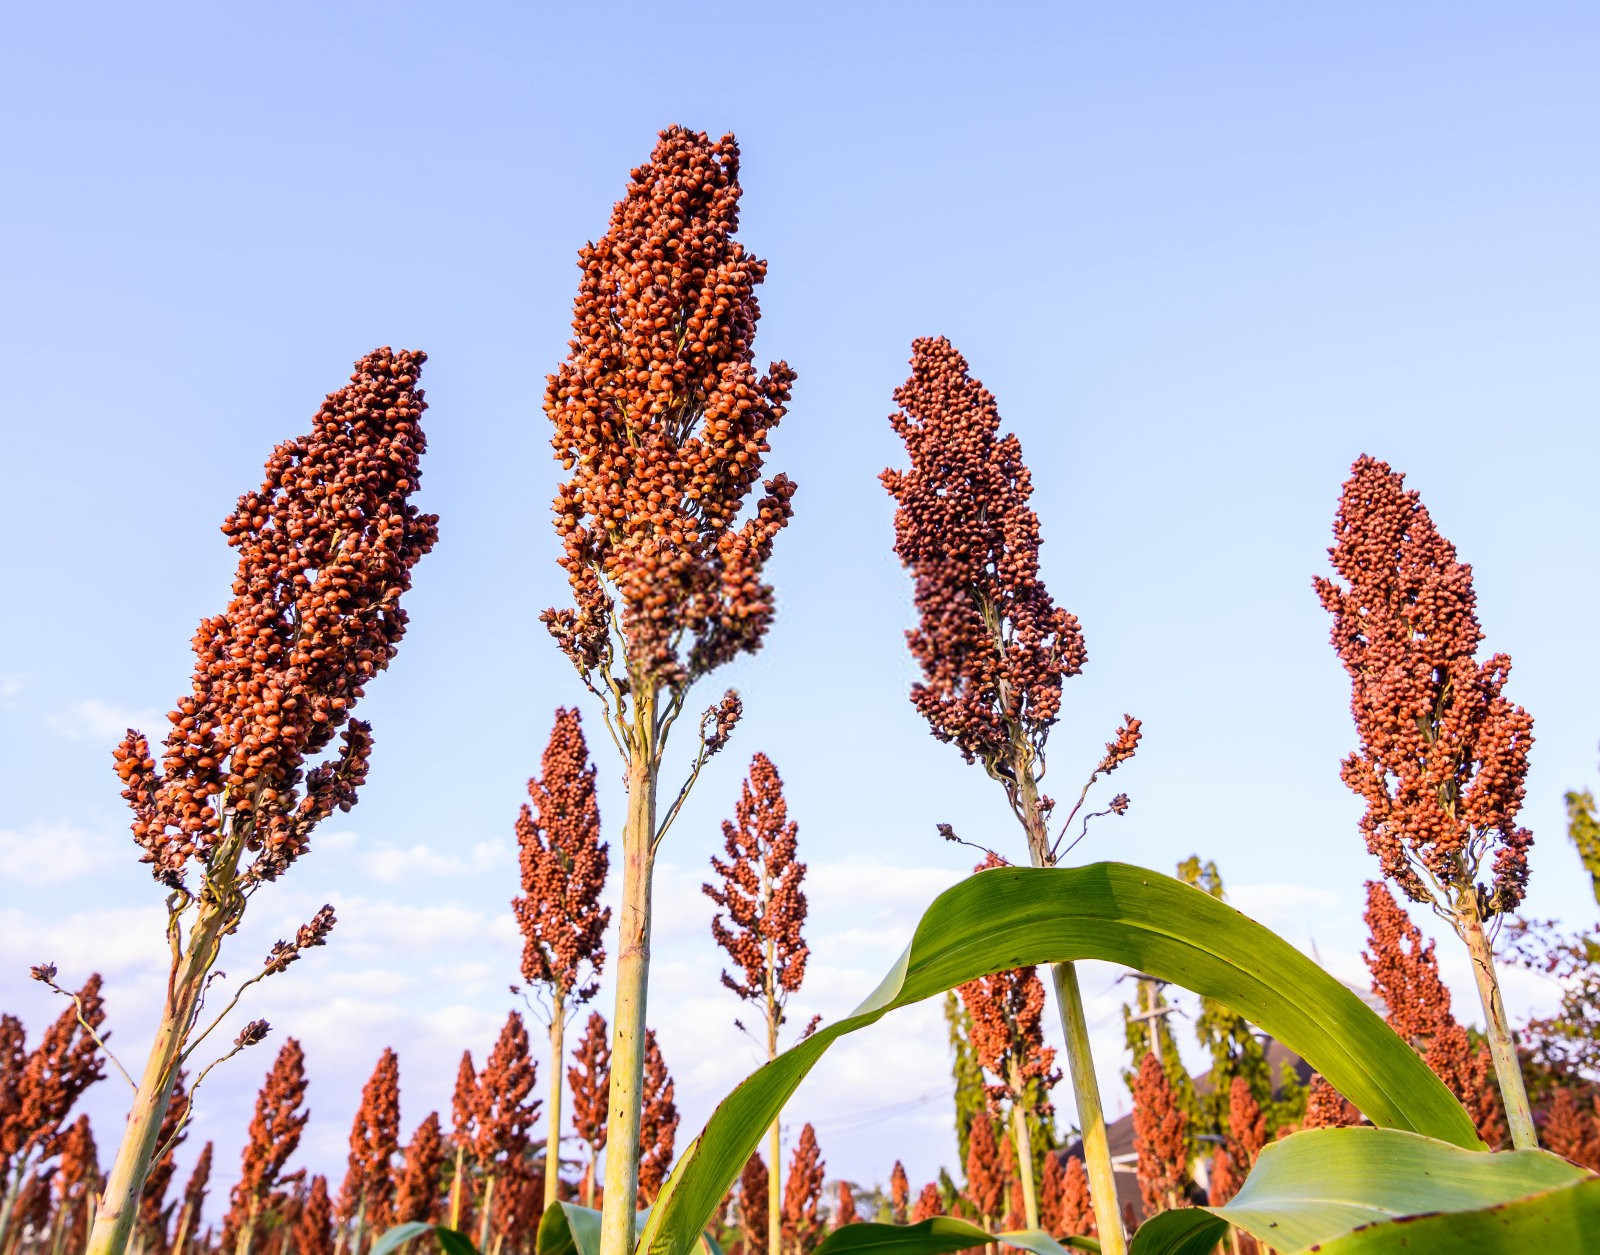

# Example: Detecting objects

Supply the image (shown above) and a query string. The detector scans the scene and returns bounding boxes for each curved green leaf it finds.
[1314,1178,1600,1252]
[370,1222,480,1255]
[810,1217,1100,1254]
[537,1201,722,1255]
[1129,1127,1595,1254]
[641,864,1479,1255]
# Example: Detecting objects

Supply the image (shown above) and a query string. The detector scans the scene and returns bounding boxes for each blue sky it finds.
[3,0,1597,1219]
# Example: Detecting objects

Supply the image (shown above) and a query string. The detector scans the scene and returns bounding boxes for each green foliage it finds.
[808,1217,1099,1255]
[1127,1127,1597,1254]
[639,862,1478,1255]
[1567,785,1600,908]
[942,991,986,1168]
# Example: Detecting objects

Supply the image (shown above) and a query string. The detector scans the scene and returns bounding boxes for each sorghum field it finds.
[3,7,1597,1255]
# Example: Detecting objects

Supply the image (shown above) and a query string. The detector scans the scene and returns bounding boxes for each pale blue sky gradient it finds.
[2,0,1597,1212]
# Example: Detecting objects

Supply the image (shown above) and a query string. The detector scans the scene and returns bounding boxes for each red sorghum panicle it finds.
[964,1109,1006,1224]
[394,1111,444,1225]
[451,1052,477,1150]
[227,1038,308,1247]
[541,128,796,695]
[112,349,437,886]
[1132,1053,1188,1216]
[513,707,610,1006]
[781,1124,824,1254]
[704,753,809,1016]
[1542,1089,1600,1171]
[339,1048,400,1238]
[176,1140,211,1248]
[739,1153,769,1255]
[55,1114,101,1250]
[3,975,106,1170]
[636,1030,678,1205]
[567,1012,611,1206]
[1206,1147,1237,1207]
[910,1183,942,1224]
[833,1180,857,1229]
[882,337,1086,779]
[1302,1076,1361,1129]
[888,1160,909,1225]
[1057,1156,1095,1238]
[1227,1076,1266,1173]
[1315,456,1534,913]
[295,1175,334,1255]
[474,1014,540,1178]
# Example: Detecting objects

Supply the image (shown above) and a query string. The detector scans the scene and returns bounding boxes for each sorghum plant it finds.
[738,1153,768,1255]
[1302,1077,1361,1129]
[448,1054,477,1231]
[1364,881,1505,1146]
[171,1139,210,1255]
[887,1161,908,1226]
[337,1048,400,1253]
[393,1112,444,1226]
[0,976,106,1245]
[137,1072,188,1251]
[51,1116,100,1255]
[1131,1053,1187,1217]
[963,1110,1007,1232]
[910,1183,941,1224]
[541,124,796,1255]
[83,347,437,1255]
[958,857,1060,1229]
[1316,455,1537,1144]
[832,1181,856,1229]
[1055,1155,1094,1240]
[779,1124,822,1255]
[1542,1089,1600,1171]
[566,1013,610,1209]
[703,751,810,1255]
[226,1038,308,1255]
[511,706,609,1209]
[1226,1077,1266,1178]
[883,336,1137,1251]
[472,1013,539,1250]
[636,1030,678,1206]
[296,1176,334,1255]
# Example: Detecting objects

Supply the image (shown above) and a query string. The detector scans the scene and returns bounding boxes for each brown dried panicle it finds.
[739,1152,769,1255]
[1056,1155,1095,1238]
[1227,1076,1266,1173]
[704,753,809,1021]
[888,1159,909,1225]
[394,1111,445,1225]
[833,1179,857,1229]
[1542,1088,1600,1172]
[541,126,797,700]
[1132,1052,1188,1216]
[2,975,106,1167]
[1302,1076,1361,1129]
[781,1123,825,1253]
[636,1029,678,1205]
[474,1013,540,1170]
[911,1182,942,1224]
[963,1108,1007,1223]
[1315,455,1534,914]
[111,348,438,887]
[295,1173,335,1255]
[451,1051,478,1147]
[512,707,610,1007]
[181,1140,212,1228]
[228,1038,308,1239]
[339,1047,401,1233]
[264,905,338,976]
[567,1012,612,1161]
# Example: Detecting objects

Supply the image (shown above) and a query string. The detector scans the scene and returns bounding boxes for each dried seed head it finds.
[1315,456,1534,914]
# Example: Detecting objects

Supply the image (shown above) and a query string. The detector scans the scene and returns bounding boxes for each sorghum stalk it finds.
[542,126,796,1255]
[85,349,437,1255]
[1006,1060,1039,1230]
[545,1008,565,1209]
[1316,456,1538,1146]
[884,338,1136,1254]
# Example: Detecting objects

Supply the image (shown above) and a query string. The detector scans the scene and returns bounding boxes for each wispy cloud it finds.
[47,698,164,742]
[0,821,111,884]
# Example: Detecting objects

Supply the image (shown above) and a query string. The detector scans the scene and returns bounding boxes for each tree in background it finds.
[1316,455,1538,1145]
[883,334,1139,1254]
[566,1013,610,1209]
[1566,750,1599,906]
[1132,1053,1188,1218]
[780,1124,824,1255]
[540,125,798,1255]
[704,752,810,1255]
[512,706,610,1208]
[226,1039,308,1255]
[393,1112,444,1226]
[337,1048,400,1253]
[636,1030,678,1206]
[1,975,107,1247]
[84,348,436,1255]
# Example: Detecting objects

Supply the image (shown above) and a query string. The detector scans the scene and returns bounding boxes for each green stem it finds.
[545,997,566,1209]
[1460,903,1537,1148]
[597,729,658,1255]
[1007,1060,1039,1231]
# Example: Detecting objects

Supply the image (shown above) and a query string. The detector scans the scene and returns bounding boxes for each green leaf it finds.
[1129,1127,1596,1254]
[810,1217,1100,1254]
[537,1201,722,1255]
[370,1222,480,1255]
[641,863,1479,1255]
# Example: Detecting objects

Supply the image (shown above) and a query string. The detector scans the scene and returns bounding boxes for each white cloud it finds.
[0,674,23,707]
[0,821,111,884]
[361,839,510,884]
[48,698,164,742]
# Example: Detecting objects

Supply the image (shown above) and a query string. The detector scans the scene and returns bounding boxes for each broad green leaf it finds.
[641,863,1478,1255]
[370,1222,480,1255]
[537,1201,722,1255]
[1128,1127,1595,1254]
[1314,1178,1600,1252]
[810,1216,1100,1254]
